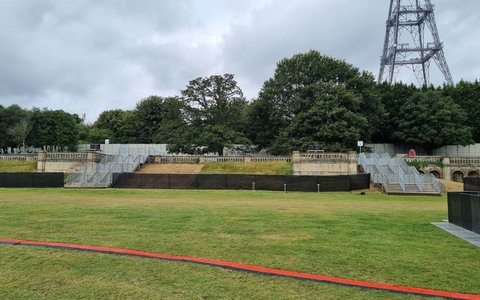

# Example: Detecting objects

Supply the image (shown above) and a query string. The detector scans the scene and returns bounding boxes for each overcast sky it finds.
[0,0,478,123]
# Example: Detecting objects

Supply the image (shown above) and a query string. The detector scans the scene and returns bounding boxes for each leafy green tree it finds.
[0,105,7,152]
[248,50,381,153]
[30,109,79,151]
[133,96,167,143]
[152,97,188,144]
[171,74,250,155]
[441,80,480,142]
[244,98,284,150]
[81,127,112,144]
[269,83,368,154]
[375,82,419,143]
[94,109,137,143]
[0,105,30,151]
[393,90,473,153]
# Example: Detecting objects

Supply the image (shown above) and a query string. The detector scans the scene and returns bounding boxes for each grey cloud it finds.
[0,0,478,122]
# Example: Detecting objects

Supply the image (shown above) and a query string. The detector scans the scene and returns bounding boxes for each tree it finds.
[133,96,167,143]
[7,119,32,150]
[269,83,368,154]
[0,105,30,152]
[0,105,7,152]
[441,80,480,142]
[30,109,80,151]
[171,74,250,155]
[244,98,284,150]
[393,90,473,153]
[82,127,112,144]
[248,50,381,153]
[375,82,419,143]
[94,109,137,143]
[152,97,188,144]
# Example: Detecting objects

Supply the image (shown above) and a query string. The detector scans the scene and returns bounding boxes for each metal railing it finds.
[66,154,148,187]
[359,153,441,194]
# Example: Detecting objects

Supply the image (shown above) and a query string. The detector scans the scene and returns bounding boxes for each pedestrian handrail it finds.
[66,154,149,187]
[358,152,440,194]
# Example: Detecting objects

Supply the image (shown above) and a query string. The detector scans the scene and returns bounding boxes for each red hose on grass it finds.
[1,238,478,300]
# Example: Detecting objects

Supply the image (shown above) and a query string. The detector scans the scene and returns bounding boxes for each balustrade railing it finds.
[300,153,349,162]
[45,152,88,161]
[0,155,38,161]
[404,156,442,163]
[156,155,291,163]
[449,157,480,165]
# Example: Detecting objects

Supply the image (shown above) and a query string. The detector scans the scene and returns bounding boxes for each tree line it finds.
[1,50,479,155]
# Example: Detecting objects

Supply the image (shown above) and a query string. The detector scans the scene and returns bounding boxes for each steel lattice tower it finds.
[378,0,453,86]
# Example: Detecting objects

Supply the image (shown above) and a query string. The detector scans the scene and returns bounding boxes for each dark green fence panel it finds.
[254,175,287,191]
[112,173,138,188]
[447,192,480,234]
[169,174,198,189]
[350,174,371,190]
[472,197,480,234]
[448,192,463,227]
[112,173,370,192]
[316,175,349,192]
[226,174,256,190]
[197,174,226,190]
[0,173,63,188]
[464,177,480,191]
[285,176,318,192]
[140,174,169,189]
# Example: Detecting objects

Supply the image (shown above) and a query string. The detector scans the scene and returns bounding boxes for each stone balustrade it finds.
[0,155,38,161]
[404,156,442,163]
[155,155,291,163]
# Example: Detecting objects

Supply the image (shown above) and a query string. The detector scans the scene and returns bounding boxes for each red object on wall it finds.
[408,149,417,157]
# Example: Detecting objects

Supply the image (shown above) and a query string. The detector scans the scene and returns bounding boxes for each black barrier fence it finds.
[447,192,480,234]
[112,173,370,192]
[464,177,480,191]
[0,172,64,188]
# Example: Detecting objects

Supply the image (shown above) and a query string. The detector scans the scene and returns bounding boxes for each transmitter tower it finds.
[378,0,453,86]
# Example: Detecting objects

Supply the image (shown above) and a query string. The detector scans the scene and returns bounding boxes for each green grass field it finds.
[201,161,293,175]
[0,189,479,299]
[0,160,37,172]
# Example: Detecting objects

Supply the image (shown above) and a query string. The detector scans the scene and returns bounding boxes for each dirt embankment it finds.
[439,179,463,192]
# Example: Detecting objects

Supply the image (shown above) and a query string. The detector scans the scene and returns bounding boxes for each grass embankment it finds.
[0,160,37,172]
[0,189,478,299]
[201,161,292,175]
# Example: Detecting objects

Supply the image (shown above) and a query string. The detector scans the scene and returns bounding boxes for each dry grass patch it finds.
[0,160,37,172]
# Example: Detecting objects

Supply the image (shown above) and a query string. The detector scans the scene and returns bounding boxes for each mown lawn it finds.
[0,160,37,172]
[0,189,478,299]
[201,161,293,175]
